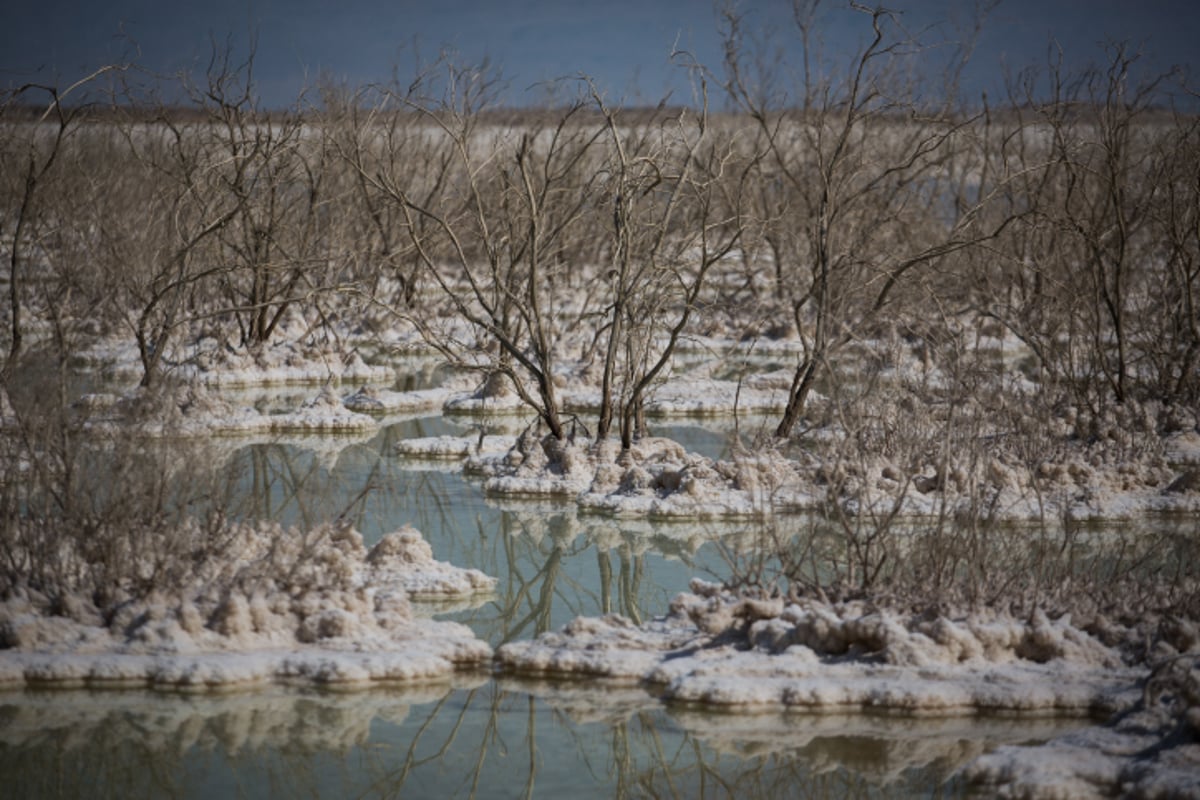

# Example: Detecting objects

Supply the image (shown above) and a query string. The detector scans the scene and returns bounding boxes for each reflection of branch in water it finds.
[0,686,442,799]
[449,504,733,645]
[0,676,1081,798]
[359,686,475,799]
[468,686,501,799]
[221,430,468,549]
[641,709,685,796]
[611,715,632,797]
[494,676,1092,798]
[384,681,544,800]
[619,548,644,625]
[524,694,537,800]
[501,542,563,644]
[228,443,337,530]
[596,546,645,625]
[598,547,612,614]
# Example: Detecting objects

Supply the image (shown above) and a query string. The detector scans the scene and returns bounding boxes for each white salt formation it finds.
[0,522,494,689]
[181,311,393,387]
[394,434,515,460]
[497,580,1200,795]
[342,385,453,414]
[82,384,378,436]
[968,655,1200,798]
[498,580,1148,714]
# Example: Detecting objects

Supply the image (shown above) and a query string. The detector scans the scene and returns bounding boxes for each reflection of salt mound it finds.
[498,580,1143,714]
[499,675,1090,787]
[0,678,484,755]
[490,504,730,560]
[495,675,662,725]
[666,708,1088,785]
[0,523,493,689]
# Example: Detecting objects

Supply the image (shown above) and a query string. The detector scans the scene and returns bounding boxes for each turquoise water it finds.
[0,680,1087,799]
[0,406,1099,798]
[221,417,735,642]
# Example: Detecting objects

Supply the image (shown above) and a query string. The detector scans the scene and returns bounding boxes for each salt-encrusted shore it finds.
[967,659,1200,798]
[494,580,1200,797]
[0,524,494,690]
[497,580,1145,711]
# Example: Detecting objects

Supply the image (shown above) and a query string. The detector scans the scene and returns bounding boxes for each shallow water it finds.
[221,416,734,642]
[0,680,1089,799]
[1,394,1112,798]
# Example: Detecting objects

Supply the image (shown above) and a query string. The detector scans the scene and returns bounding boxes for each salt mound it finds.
[342,385,452,415]
[968,656,1200,798]
[268,386,377,433]
[367,525,496,598]
[497,580,1143,714]
[80,384,267,436]
[471,429,597,497]
[184,337,391,387]
[395,434,514,460]
[80,384,378,437]
[442,384,529,414]
[642,377,787,417]
[0,522,494,689]
[472,431,779,517]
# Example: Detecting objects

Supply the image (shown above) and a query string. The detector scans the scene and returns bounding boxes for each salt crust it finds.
[52,338,1200,522]
[343,385,452,414]
[383,375,1200,520]
[967,661,1200,799]
[83,384,378,436]
[0,524,494,689]
[1165,429,1200,466]
[181,343,392,387]
[498,583,1200,794]
[461,422,1199,521]
[79,335,393,389]
[394,434,515,460]
[639,377,787,417]
[442,376,787,420]
[497,580,1142,714]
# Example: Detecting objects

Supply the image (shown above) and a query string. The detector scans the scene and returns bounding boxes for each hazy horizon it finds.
[3,1,1197,108]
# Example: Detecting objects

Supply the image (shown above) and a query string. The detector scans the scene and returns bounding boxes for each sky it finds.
[2,0,1196,108]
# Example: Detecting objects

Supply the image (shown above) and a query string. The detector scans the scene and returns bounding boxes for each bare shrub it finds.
[0,378,240,615]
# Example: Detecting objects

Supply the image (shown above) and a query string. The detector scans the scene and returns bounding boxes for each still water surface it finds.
[1,678,1086,799]
[0,412,1093,798]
